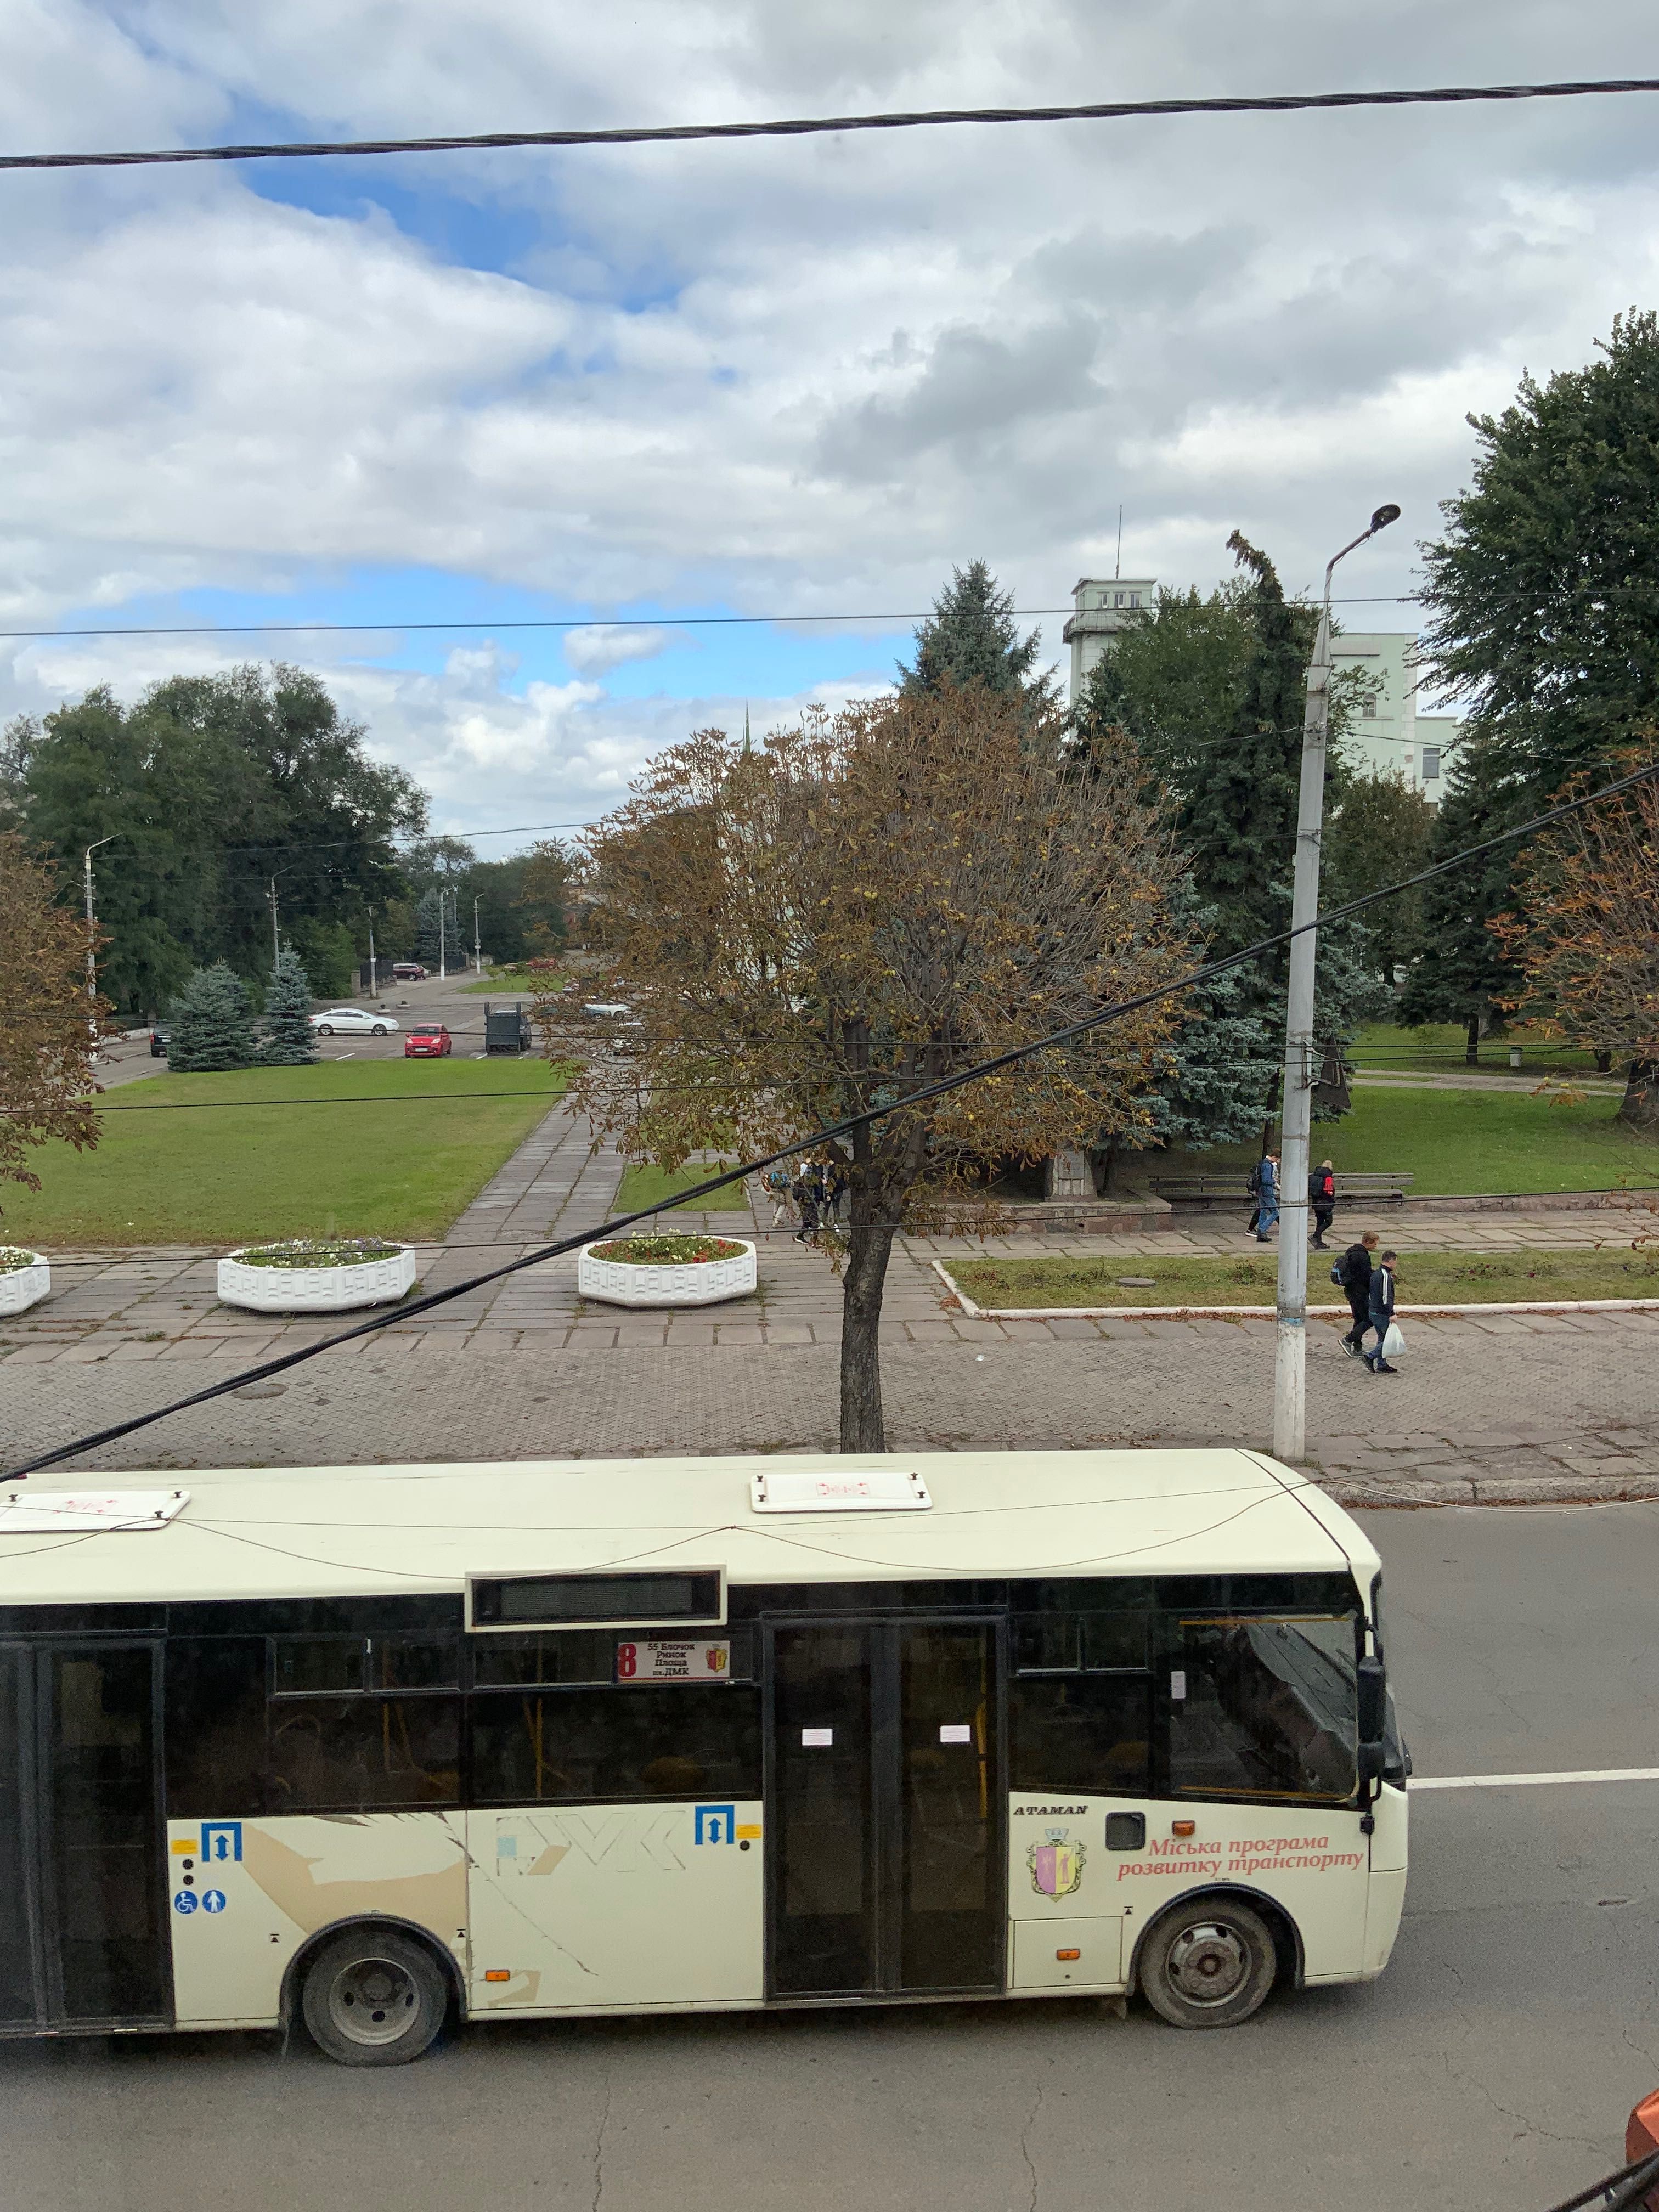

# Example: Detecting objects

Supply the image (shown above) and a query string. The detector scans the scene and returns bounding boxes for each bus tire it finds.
[300,1927,449,2066]
[1136,1898,1277,2029]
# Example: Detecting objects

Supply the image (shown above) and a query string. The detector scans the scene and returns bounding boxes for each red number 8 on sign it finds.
[616,1643,637,1679]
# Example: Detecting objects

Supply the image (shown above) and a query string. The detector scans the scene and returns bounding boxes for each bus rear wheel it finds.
[300,1928,448,2066]
[1137,1899,1277,2029]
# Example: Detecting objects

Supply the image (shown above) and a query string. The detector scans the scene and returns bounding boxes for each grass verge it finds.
[614,1161,745,1214]
[459,967,562,996]
[1147,1082,1659,1196]
[1352,1020,1605,1077]
[1,1060,566,1247]
[949,1246,1659,1311]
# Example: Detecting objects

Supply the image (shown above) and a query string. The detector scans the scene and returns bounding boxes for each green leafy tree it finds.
[15,664,427,1007]
[1399,740,1522,1060]
[260,950,317,1065]
[898,561,1057,707]
[1323,770,1437,984]
[167,962,257,1072]
[1412,311,1659,1042]
[292,919,358,999]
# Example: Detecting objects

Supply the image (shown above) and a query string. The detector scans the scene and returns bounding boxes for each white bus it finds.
[0,1448,1407,2065]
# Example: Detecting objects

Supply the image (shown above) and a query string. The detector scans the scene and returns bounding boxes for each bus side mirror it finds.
[1357,1655,1386,1746]
[1357,1742,1387,1785]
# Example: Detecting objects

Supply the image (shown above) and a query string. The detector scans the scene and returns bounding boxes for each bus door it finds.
[766,1618,1003,2000]
[0,1643,171,2034]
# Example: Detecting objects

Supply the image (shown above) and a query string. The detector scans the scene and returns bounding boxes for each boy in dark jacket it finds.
[1366,1249,1399,1374]
[1309,1159,1336,1249]
[1339,1231,1379,1357]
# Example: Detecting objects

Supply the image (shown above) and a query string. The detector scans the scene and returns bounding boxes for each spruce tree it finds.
[415,888,444,969]
[261,949,317,1065]
[898,561,1057,705]
[167,962,258,1072]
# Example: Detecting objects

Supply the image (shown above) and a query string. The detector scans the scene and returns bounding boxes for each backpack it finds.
[1246,1159,1265,1199]
[1329,1260,1345,1286]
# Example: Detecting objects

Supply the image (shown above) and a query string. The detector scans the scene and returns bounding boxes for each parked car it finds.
[308,1009,400,1037]
[149,1027,170,1058]
[392,962,427,981]
[404,1023,452,1058]
[1624,2085,1659,2208]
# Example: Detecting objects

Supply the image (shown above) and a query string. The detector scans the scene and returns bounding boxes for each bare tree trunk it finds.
[840,1217,898,1452]
[1465,1015,1480,1067]
[1595,1049,1614,1074]
[1620,1059,1659,1132]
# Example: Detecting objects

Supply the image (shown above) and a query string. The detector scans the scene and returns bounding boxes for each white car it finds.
[308,1008,401,1037]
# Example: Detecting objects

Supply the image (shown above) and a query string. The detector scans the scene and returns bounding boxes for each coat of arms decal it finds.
[1028,1836,1086,1899]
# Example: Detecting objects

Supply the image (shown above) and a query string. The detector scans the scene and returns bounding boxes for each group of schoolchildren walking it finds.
[761,1153,849,1242]
[1246,1152,1402,1376]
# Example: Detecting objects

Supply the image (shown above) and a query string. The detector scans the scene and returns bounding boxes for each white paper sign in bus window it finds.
[614,1638,732,1684]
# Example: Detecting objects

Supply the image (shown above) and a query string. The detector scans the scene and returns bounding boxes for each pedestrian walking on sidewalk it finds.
[762,1165,793,1231]
[1310,1159,1336,1249]
[1365,1249,1400,1374]
[1254,1150,1280,1242]
[791,1165,822,1242]
[1338,1231,1379,1358]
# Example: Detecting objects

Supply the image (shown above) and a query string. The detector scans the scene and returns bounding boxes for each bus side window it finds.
[470,1685,761,1805]
[166,1638,267,1819]
[268,1696,461,1812]
[1169,1616,1358,1803]
[1008,1675,1151,1797]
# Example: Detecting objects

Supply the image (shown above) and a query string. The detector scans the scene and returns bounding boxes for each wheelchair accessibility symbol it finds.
[173,1891,198,1915]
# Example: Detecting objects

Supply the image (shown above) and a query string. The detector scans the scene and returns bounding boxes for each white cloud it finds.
[561,624,672,675]
[5,0,1659,784]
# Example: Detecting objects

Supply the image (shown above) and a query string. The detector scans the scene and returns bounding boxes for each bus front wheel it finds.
[300,1928,449,2066]
[1137,1899,1277,2029]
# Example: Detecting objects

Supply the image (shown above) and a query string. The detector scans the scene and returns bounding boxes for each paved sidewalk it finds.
[4,1318,1657,1508]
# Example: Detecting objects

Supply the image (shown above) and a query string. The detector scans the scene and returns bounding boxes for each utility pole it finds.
[438,888,447,980]
[366,911,376,996]
[268,876,281,968]
[472,895,482,976]
[1273,503,1400,1464]
[82,836,115,1042]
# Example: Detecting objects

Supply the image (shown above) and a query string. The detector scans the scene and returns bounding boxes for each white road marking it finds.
[1412,1767,1659,1791]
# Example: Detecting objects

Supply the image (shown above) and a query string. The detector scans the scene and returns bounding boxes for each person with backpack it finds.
[791,1165,822,1243]
[1337,1230,1379,1358]
[1365,1248,1400,1374]
[1309,1159,1336,1249]
[1253,1150,1280,1242]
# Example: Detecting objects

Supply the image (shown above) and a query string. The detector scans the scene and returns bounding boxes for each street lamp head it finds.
[1369,503,1402,534]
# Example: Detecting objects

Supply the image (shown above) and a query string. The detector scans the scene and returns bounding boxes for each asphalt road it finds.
[3,1500,1657,2212]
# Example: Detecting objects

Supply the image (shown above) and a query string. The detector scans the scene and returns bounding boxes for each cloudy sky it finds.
[4,2,1658,844]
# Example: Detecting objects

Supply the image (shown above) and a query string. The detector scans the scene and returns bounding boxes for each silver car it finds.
[308,1008,402,1037]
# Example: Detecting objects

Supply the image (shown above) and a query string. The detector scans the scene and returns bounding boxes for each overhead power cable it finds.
[0,599,1421,642]
[6,751,1656,1482]
[4,77,1658,173]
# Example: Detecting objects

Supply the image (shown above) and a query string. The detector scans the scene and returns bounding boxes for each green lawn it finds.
[1147,1082,1658,1196]
[1,1060,567,1248]
[614,1160,745,1213]
[952,1247,1659,1311]
[458,967,562,996]
[1352,1020,1603,1077]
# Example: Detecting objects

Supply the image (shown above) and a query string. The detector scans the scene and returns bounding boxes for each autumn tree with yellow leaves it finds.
[0,834,104,1214]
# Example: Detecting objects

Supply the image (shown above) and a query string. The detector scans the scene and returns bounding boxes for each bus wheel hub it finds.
[1166,1924,1249,2004]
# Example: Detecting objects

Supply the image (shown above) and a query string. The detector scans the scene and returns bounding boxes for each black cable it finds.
[7,752,1656,1481]
[1543,2147,1659,2212]
[5,77,1659,173]
[0,598,1420,641]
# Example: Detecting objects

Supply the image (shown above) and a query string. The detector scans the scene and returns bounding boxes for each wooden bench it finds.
[1148,1170,1414,1211]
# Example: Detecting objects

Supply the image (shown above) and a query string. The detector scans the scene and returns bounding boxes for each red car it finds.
[1624,2087,1659,2208]
[404,1023,452,1058]
[392,962,427,981]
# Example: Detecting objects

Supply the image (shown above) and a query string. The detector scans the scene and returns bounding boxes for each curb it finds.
[930,1259,1659,1324]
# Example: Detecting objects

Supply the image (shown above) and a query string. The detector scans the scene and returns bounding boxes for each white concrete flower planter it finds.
[217,1246,418,1314]
[0,1253,50,1316]
[578,1239,758,1308]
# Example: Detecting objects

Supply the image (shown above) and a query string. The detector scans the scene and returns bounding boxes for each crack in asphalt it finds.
[1018,2084,1045,2212]
[1436,1955,1607,2153]
[591,2076,612,2212]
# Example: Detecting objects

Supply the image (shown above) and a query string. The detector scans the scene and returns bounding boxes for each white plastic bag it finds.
[1382,1321,1405,1358]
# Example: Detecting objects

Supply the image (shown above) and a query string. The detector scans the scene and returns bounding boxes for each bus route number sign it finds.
[615,1639,731,1684]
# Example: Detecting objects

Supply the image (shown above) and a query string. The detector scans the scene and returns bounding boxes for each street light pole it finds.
[82,836,116,1041]
[268,876,281,967]
[472,895,481,977]
[366,911,377,996]
[1273,503,1401,1465]
[438,889,447,980]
